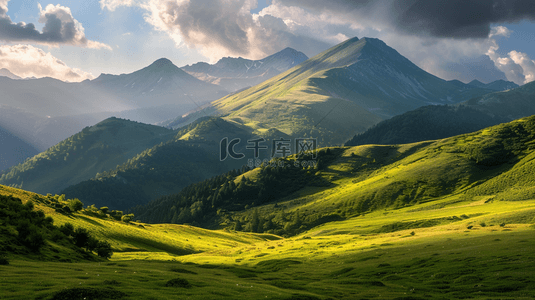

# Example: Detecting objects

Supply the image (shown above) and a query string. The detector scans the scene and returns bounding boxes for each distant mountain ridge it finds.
[182,47,309,91]
[345,80,535,147]
[468,79,518,91]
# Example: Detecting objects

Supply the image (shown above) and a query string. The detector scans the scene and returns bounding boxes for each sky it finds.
[0,0,535,85]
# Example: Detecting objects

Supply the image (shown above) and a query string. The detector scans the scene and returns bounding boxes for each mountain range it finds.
[182,47,309,92]
[0,48,315,171]
[178,37,500,146]
[1,36,526,208]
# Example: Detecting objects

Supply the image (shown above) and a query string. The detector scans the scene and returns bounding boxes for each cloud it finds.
[267,1,535,84]
[509,50,535,83]
[100,0,137,11]
[277,0,535,39]
[0,44,94,82]
[100,0,331,61]
[0,1,111,49]
[486,40,527,85]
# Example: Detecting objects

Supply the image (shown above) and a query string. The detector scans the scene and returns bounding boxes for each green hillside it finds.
[0,117,175,195]
[133,115,535,238]
[4,112,535,298]
[3,127,535,300]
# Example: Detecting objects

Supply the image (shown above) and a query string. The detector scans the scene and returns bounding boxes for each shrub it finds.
[73,228,90,248]
[0,256,8,265]
[59,223,74,237]
[68,199,84,212]
[96,241,113,259]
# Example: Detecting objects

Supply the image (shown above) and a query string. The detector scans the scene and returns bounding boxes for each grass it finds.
[3,183,535,299]
[4,116,535,298]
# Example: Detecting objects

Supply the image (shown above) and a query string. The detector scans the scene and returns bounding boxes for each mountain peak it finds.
[0,68,21,80]
[138,58,188,76]
[148,58,177,69]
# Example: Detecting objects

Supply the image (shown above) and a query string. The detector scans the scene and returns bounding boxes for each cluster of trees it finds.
[0,194,112,259]
[133,150,337,236]
[83,205,135,223]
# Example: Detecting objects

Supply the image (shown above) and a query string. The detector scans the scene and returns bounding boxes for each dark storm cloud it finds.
[278,0,535,38]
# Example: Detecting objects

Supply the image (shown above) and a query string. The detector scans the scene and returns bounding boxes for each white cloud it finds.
[509,50,535,83]
[0,1,111,50]
[486,27,535,85]
[489,26,511,38]
[100,0,331,62]
[100,0,137,11]
[0,44,94,82]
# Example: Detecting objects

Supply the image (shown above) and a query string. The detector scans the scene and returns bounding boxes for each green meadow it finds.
[3,116,535,299]
[2,184,535,299]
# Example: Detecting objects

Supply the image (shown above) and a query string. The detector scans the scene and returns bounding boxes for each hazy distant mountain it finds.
[0,68,21,80]
[468,79,518,91]
[0,126,39,172]
[0,105,114,151]
[182,47,309,91]
[462,80,535,119]
[0,58,230,163]
[89,58,227,115]
[346,81,535,147]
[0,117,176,195]
[185,37,496,146]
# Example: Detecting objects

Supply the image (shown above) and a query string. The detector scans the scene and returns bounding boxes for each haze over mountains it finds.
[0,47,314,172]
[182,47,309,92]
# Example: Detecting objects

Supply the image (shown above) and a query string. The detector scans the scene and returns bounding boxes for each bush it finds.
[0,256,8,265]
[121,214,134,223]
[68,199,84,212]
[59,223,74,237]
[96,241,113,259]
[73,228,90,248]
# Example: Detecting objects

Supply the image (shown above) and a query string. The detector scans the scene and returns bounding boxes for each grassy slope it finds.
[3,117,535,299]
[212,38,384,146]
[2,183,535,299]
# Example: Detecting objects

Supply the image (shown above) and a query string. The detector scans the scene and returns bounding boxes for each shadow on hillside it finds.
[77,215,106,228]
[108,233,198,256]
